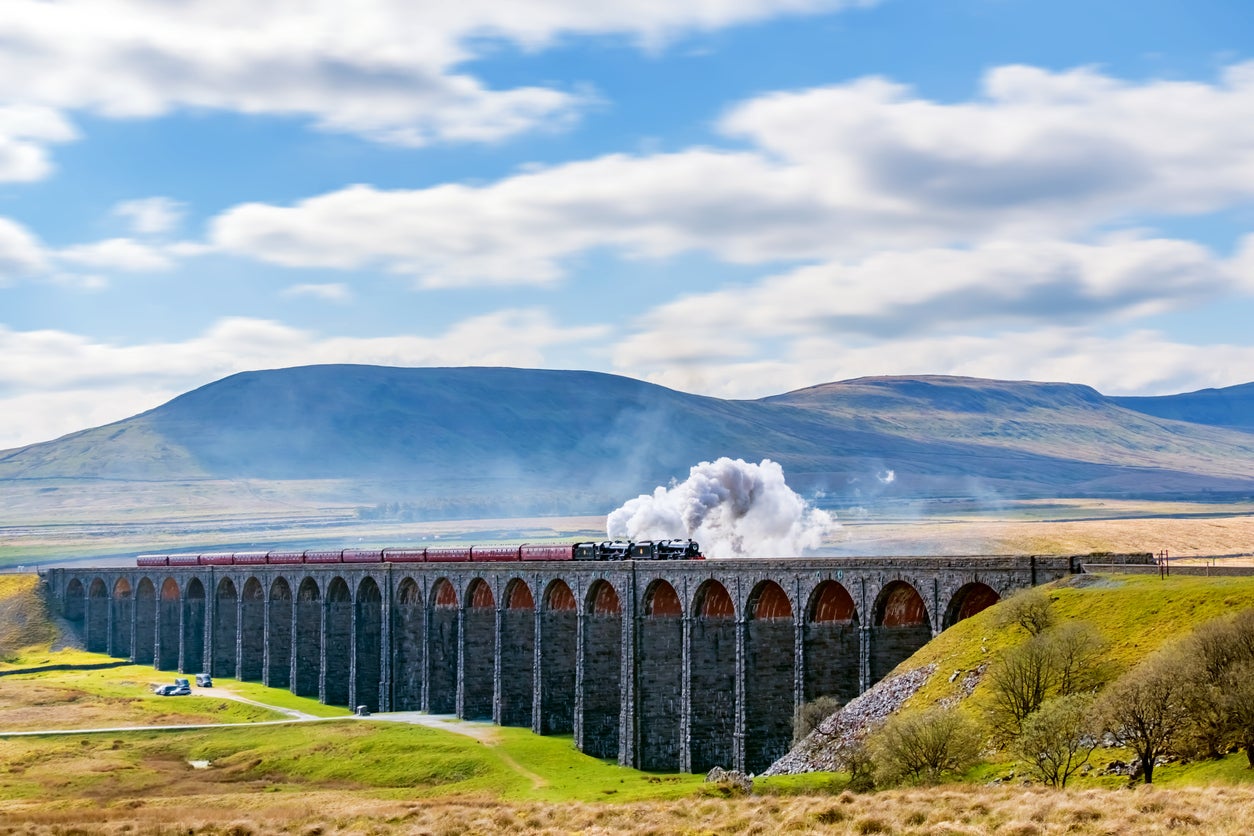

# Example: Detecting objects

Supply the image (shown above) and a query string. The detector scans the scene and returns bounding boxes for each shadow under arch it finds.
[745,580,795,774]
[354,576,383,712]
[267,577,293,689]
[943,582,1000,629]
[870,580,931,684]
[690,579,736,774]
[500,578,536,727]
[540,579,577,735]
[393,577,424,711]
[637,578,682,771]
[325,577,353,706]
[582,579,622,758]
[293,577,321,698]
[804,580,859,704]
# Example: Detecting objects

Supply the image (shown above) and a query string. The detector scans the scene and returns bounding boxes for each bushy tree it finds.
[1099,648,1189,784]
[1173,608,1254,761]
[1013,693,1099,787]
[996,587,1055,636]
[870,707,982,786]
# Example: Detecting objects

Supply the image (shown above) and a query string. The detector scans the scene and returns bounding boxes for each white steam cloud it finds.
[606,457,839,558]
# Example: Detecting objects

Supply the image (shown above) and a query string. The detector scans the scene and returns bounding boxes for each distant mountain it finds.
[3,366,1253,517]
[1113,382,1254,433]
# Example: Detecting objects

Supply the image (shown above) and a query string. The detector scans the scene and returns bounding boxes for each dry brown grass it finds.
[4,782,1254,834]
[835,503,1254,558]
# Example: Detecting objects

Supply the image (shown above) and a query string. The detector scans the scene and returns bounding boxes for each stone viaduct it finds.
[45,555,1082,774]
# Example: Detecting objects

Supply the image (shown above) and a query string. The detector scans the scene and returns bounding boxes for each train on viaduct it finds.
[44,553,1111,775]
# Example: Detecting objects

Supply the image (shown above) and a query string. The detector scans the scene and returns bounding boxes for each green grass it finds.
[901,573,1254,711]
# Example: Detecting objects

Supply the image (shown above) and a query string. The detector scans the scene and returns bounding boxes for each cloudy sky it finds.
[3,0,1254,450]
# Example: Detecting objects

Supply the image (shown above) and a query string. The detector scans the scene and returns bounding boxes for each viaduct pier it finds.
[45,555,1090,774]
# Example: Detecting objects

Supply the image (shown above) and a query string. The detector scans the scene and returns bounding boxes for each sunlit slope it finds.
[1,367,1253,511]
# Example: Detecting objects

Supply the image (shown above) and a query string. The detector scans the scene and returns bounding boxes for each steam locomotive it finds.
[135,538,704,567]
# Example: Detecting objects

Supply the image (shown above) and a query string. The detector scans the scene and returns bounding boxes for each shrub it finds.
[870,707,982,786]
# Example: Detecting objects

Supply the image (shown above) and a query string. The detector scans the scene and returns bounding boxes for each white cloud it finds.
[208,63,1254,286]
[0,217,47,280]
[0,311,609,448]
[280,283,353,302]
[57,238,175,272]
[112,197,185,236]
[611,235,1241,369]
[0,0,863,156]
[0,105,77,182]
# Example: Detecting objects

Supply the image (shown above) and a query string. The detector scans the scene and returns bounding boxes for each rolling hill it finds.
[2,366,1254,520]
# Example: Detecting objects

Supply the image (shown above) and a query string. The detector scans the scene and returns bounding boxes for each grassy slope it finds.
[879,572,1254,787]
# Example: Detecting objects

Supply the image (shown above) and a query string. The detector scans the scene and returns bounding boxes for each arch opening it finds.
[427,578,459,714]
[582,579,622,759]
[461,579,496,720]
[293,577,321,698]
[944,582,1000,630]
[690,580,736,773]
[354,577,383,712]
[870,580,932,685]
[267,577,293,689]
[324,578,353,706]
[804,580,860,706]
[500,579,535,727]
[540,580,577,735]
[393,578,424,711]
[746,580,796,774]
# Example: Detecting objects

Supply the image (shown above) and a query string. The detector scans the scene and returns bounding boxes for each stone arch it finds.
[158,577,181,670]
[638,579,682,771]
[134,577,156,666]
[267,577,293,689]
[944,582,1000,629]
[293,577,322,698]
[354,577,383,712]
[183,578,206,674]
[500,579,535,727]
[110,578,133,659]
[804,580,859,704]
[690,579,736,774]
[427,578,459,714]
[461,578,496,720]
[63,578,85,625]
[325,577,353,706]
[86,577,108,654]
[870,580,932,683]
[582,579,622,759]
[745,580,795,774]
[239,577,265,681]
[539,580,577,735]
[212,577,239,678]
[393,577,424,711]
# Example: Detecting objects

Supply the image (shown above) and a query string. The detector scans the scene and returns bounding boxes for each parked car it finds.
[153,683,190,696]
[195,673,213,687]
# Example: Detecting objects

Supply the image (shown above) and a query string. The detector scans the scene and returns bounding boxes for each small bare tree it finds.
[985,633,1058,740]
[1013,693,1099,787]
[792,695,843,745]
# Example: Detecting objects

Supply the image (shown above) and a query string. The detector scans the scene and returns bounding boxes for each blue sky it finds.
[2,0,1254,449]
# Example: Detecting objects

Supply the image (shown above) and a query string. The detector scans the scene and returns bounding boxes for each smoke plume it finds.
[606,457,839,558]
